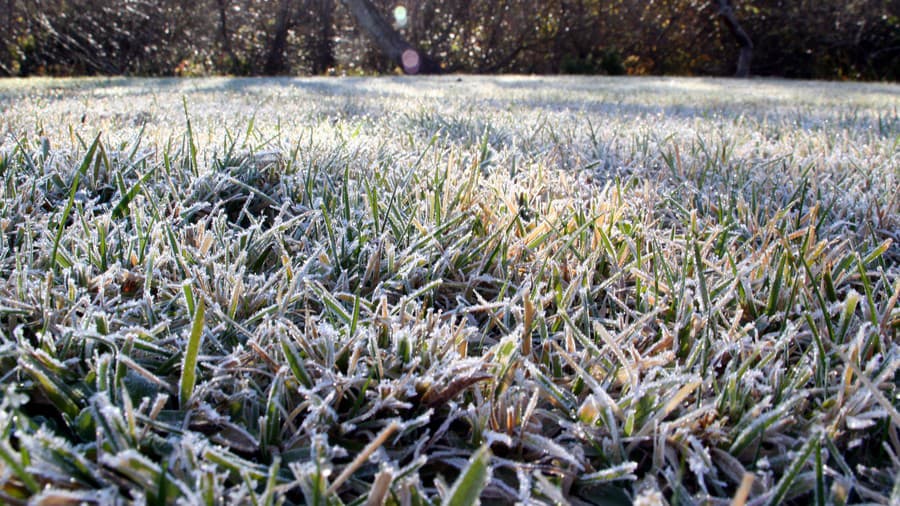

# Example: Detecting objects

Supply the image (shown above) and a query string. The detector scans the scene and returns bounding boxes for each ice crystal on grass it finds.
[0,76,897,505]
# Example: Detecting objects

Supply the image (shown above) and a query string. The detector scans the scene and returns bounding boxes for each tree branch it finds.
[717,0,753,77]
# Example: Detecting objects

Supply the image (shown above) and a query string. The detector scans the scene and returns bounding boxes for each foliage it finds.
[0,0,897,78]
[0,75,898,504]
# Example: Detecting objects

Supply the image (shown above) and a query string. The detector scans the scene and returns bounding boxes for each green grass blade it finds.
[112,170,153,220]
[51,134,100,272]
[282,339,313,388]
[442,445,492,506]
[183,96,198,176]
[0,441,40,493]
[766,432,819,506]
[180,297,205,408]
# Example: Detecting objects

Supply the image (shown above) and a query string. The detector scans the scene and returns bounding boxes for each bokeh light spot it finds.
[393,6,408,27]
[401,49,420,74]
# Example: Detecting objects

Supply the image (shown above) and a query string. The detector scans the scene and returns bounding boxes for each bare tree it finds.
[717,0,752,77]
[339,0,440,74]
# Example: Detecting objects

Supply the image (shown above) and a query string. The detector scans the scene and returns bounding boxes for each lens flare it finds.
[401,49,420,74]
[393,6,408,27]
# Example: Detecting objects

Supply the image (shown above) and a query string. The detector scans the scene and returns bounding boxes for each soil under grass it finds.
[0,76,898,505]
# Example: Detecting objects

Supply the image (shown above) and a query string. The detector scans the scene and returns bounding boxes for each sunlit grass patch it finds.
[0,76,897,504]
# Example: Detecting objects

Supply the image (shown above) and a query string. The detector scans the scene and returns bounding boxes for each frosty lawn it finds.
[0,76,898,504]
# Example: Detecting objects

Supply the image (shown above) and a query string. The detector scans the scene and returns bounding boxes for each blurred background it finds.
[1,0,897,80]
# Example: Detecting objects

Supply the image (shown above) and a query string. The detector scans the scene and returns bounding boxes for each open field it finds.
[0,76,898,505]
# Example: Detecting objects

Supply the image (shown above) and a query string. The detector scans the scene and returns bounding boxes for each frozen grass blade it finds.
[575,461,638,485]
[111,169,153,220]
[50,134,100,272]
[814,439,825,506]
[183,96,198,176]
[308,280,351,324]
[442,445,491,506]
[766,432,819,506]
[0,442,39,494]
[180,297,205,408]
[282,339,313,388]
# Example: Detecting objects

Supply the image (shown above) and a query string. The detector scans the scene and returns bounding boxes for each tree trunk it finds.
[717,0,752,77]
[309,0,335,74]
[215,0,239,73]
[263,0,294,75]
[339,0,441,74]
[0,0,11,75]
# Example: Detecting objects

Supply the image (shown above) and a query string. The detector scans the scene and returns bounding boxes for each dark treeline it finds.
[1,0,897,80]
